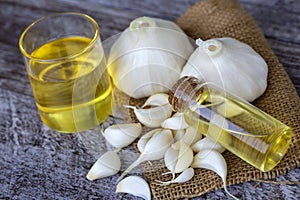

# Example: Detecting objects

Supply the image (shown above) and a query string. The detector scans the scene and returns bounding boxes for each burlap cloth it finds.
[114,0,300,199]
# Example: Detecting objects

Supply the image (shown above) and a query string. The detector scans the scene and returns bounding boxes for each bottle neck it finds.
[169,76,207,112]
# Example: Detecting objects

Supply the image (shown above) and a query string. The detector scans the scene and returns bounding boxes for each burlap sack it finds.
[134,0,300,199]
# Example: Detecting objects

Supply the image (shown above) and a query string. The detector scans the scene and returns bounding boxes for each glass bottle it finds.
[169,76,293,172]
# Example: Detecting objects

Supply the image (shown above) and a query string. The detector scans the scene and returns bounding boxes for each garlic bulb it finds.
[108,16,194,98]
[181,37,268,102]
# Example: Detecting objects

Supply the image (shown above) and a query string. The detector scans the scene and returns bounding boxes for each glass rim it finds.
[19,12,100,62]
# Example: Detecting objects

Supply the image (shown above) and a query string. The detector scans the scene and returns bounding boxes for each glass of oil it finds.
[19,13,113,133]
[170,76,293,172]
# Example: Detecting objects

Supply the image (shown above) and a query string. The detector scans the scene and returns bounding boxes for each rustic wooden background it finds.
[0,0,299,199]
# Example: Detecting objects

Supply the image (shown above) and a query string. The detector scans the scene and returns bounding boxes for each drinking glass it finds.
[19,13,112,133]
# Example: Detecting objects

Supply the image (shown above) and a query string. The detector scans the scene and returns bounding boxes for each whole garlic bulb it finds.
[108,16,194,99]
[181,37,268,102]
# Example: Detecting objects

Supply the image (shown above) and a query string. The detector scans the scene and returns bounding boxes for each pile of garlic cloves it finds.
[86,93,238,200]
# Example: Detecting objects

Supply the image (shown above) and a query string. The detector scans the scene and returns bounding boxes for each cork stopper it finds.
[169,76,205,112]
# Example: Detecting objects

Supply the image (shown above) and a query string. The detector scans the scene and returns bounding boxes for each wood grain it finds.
[0,0,299,199]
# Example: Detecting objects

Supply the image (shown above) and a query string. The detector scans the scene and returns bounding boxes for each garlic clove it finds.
[124,104,172,128]
[175,141,193,173]
[181,126,202,146]
[171,167,194,183]
[165,140,193,174]
[86,151,121,181]
[118,129,173,181]
[142,93,169,108]
[161,112,189,130]
[116,176,151,200]
[142,129,174,161]
[191,150,238,200]
[191,136,225,153]
[137,128,162,153]
[155,168,194,185]
[173,129,185,142]
[216,100,244,118]
[103,123,142,148]
[173,167,194,183]
[164,144,178,174]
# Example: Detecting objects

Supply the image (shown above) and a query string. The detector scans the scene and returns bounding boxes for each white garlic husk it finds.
[181,37,268,102]
[116,176,151,200]
[86,151,121,181]
[108,16,194,98]
[103,123,142,148]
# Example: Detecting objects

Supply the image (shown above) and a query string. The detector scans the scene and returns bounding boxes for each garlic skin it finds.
[103,123,142,148]
[116,176,151,200]
[181,37,268,102]
[87,151,121,181]
[108,16,194,98]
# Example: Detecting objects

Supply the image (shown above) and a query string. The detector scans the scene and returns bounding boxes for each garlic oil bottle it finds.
[169,76,293,172]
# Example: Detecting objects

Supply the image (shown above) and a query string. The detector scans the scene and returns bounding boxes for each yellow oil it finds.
[29,36,112,133]
[184,89,293,172]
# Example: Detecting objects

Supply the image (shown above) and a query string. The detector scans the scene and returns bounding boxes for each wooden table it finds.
[1,0,299,199]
